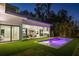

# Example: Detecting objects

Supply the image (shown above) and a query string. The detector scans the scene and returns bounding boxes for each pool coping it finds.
[36,38,73,49]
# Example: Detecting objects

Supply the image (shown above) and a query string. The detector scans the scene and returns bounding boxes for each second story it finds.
[0,3,19,14]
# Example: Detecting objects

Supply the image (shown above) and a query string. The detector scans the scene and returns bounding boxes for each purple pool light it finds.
[38,37,72,49]
[49,37,61,41]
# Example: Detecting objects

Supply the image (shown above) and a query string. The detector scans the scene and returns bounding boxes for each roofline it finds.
[5,11,52,27]
[5,3,52,26]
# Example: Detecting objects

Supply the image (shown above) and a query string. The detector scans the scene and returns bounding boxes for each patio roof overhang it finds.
[0,13,23,26]
[22,18,51,27]
[5,11,52,27]
[0,11,52,27]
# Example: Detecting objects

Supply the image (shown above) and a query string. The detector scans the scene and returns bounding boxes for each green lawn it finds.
[0,37,79,56]
[71,43,79,56]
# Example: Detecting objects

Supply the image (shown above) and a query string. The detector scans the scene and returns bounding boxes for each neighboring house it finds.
[0,3,51,42]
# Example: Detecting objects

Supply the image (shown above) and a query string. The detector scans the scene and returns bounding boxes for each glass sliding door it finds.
[0,25,20,42]
[0,25,11,41]
[22,28,28,39]
[12,26,19,41]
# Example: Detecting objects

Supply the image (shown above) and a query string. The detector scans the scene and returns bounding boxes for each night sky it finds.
[10,3,79,22]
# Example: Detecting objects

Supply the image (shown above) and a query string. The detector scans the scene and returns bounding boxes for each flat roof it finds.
[5,11,52,27]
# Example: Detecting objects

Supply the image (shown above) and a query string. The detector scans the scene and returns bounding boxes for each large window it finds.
[22,28,28,39]
[12,26,19,40]
[0,25,19,42]
[0,25,11,41]
[40,29,43,36]
[22,24,50,38]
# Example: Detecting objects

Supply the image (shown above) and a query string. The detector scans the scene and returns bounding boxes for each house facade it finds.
[0,3,51,42]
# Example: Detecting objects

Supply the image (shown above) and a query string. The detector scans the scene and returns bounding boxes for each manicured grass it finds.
[72,43,79,56]
[0,37,78,56]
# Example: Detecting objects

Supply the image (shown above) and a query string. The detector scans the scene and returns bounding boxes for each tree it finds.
[20,10,29,16]
[34,3,52,22]
[55,9,74,37]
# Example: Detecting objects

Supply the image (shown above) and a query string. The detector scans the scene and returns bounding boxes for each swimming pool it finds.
[38,37,72,49]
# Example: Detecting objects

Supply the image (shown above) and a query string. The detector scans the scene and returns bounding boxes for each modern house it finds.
[0,3,51,42]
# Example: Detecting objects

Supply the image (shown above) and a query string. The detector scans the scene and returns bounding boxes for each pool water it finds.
[38,37,72,49]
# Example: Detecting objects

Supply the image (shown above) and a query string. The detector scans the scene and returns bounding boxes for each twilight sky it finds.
[10,3,79,22]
